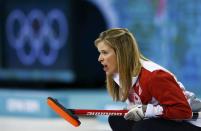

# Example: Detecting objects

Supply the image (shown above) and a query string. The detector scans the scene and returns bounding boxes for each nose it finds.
[98,54,103,62]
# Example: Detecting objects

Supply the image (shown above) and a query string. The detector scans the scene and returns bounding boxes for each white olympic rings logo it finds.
[6,9,68,66]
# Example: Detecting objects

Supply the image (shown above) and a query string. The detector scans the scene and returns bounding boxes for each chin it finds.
[105,73,110,76]
[105,72,113,76]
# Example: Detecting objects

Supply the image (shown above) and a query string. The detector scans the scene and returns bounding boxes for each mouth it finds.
[103,65,108,72]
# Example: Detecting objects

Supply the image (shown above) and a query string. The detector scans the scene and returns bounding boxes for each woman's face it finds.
[97,41,118,75]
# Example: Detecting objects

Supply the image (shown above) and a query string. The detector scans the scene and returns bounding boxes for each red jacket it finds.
[128,60,192,120]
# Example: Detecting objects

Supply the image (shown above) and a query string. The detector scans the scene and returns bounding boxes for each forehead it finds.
[97,41,112,50]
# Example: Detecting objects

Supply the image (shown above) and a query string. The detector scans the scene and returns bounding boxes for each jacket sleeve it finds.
[148,70,192,120]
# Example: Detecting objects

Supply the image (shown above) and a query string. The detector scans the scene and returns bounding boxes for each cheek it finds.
[110,57,118,71]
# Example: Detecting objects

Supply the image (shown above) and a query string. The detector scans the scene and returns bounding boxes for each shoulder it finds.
[140,59,176,83]
[140,59,169,72]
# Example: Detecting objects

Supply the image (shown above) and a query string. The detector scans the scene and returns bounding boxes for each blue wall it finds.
[107,0,201,96]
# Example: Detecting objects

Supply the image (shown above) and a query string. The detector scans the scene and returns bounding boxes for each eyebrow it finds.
[99,49,108,52]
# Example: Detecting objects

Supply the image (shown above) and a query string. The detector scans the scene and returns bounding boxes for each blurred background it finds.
[0,0,201,131]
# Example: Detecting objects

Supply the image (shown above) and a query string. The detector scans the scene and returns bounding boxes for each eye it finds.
[101,50,108,55]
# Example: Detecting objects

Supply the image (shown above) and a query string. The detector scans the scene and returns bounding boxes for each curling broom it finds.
[47,97,201,127]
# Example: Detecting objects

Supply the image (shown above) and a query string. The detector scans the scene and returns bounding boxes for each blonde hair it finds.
[95,28,142,102]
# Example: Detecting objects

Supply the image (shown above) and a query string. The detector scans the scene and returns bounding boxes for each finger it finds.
[134,113,141,121]
[136,111,144,120]
[124,112,134,120]
[124,113,129,119]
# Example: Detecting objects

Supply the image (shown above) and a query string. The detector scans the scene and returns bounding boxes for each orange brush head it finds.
[47,97,81,127]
